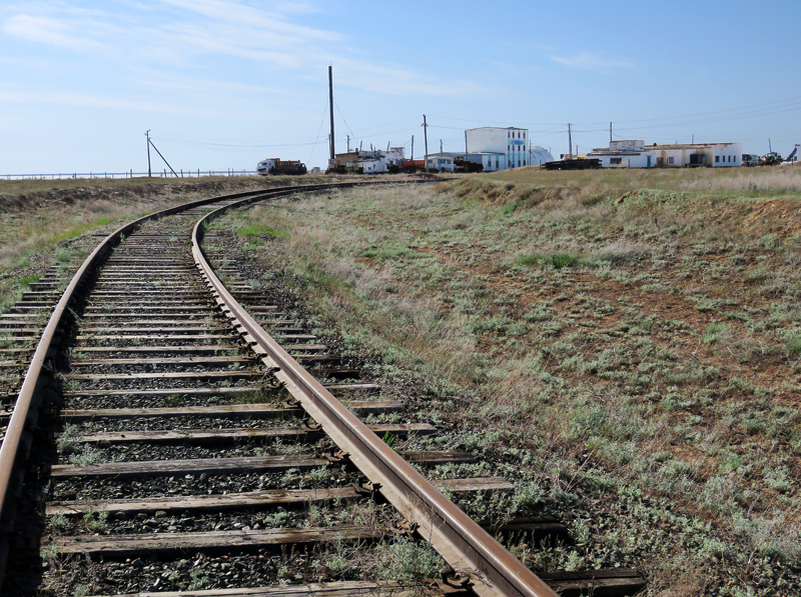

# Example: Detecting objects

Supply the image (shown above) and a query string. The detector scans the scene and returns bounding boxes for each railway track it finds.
[0,185,646,596]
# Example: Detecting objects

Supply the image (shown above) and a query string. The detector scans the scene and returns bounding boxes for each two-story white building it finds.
[466,127,530,169]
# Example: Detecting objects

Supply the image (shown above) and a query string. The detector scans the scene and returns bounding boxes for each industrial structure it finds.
[587,141,744,168]
[328,126,553,174]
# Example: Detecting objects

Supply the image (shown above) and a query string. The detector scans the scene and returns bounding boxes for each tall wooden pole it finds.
[568,123,573,160]
[423,114,429,171]
[328,66,335,163]
[146,130,152,177]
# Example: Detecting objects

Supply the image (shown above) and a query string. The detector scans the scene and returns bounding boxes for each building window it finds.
[610,157,622,165]
[715,156,719,163]
[668,157,674,165]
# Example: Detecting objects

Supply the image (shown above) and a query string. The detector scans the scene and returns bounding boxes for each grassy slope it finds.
[0,175,328,313]
[218,167,801,597]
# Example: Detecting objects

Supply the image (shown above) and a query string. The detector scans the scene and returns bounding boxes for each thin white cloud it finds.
[2,14,103,52]
[331,58,483,97]
[159,22,304,67]
[154,0,341,41]
[132,68,282,94]
[1,1,485,106]
[0,89,224,118]
[551,52,635,71]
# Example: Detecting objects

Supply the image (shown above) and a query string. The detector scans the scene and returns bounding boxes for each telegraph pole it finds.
[567,123,573,160]
[422,114,429,171]
[146,130,152,177]
[328,66,335,163]
[609,122,613,145]
[411,135,414,160]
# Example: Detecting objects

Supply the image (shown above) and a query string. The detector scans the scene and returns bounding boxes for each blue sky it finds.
[2,1,800,174]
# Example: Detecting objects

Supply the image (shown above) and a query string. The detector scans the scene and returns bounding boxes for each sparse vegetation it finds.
[215,166,801,595]
[6,169,801,596]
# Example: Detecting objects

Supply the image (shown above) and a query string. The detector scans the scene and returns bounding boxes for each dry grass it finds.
[0,176,279,311]
[5,169,801,596]
[221,167,801,596]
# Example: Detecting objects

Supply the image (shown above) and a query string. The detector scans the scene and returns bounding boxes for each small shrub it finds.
[163,395,184,408]
[516,252,583,269]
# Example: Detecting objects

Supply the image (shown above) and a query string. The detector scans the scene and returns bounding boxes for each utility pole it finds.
[411,135,414,160]
[422,114,429,171]
[347,135,350,152]
[567,123,573,160]
[609,122,613,145]
[146,130,152,177]
[328,66,335,164]
[440,139,443,153]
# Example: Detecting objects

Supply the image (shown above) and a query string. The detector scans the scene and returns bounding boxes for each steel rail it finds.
[192,200,559,596]
[0,183,353,591]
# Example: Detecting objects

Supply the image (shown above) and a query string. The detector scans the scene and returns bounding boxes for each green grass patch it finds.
[236,225,288,238]
[15,274,41,288]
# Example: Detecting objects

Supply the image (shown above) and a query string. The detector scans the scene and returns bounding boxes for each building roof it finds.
[466,126,526,132]
[592,142,740,153]
[648,142,739,150]
[588,149,643,156]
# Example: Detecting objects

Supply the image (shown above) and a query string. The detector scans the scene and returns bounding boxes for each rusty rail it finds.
[192,200,559,596]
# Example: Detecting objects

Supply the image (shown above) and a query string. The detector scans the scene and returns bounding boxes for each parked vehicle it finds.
[256,158,307,175]
[742,154,760,167]
[759,152,783,166]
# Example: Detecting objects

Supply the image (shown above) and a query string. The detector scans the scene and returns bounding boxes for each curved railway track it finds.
[0,184,646,597]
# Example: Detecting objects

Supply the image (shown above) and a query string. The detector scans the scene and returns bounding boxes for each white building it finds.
[588,141,743,168]
[466,127,529,169]
[650,142,742,167]
[329,147,405,174]
[587,140,652,168]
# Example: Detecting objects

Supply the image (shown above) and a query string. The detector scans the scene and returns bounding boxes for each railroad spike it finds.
[303,417,323,431]
[352,479,380,499]
[439,567,475,591]
[325,449,350,464]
